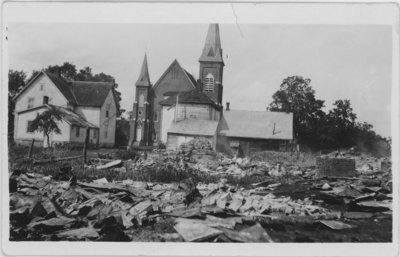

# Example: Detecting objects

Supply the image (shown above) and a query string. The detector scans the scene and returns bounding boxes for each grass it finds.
[9,144,306,187]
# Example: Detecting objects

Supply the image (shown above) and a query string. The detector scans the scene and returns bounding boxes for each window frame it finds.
[26,121,34,133]
[204,73,215,92]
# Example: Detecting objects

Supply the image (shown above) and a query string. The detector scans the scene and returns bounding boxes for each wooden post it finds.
[83,127,90,165]
[28,139,35,158]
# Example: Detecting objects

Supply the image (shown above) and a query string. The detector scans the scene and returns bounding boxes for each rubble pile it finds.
[9,145,392,242]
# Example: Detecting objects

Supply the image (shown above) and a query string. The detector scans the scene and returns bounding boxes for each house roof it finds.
[168,119,219,136]
[159,89,218,108]
[219,110,293,140]
[69,81,114,107]
[13,71,115,108]
[199,24,224,64]
[135,54,151,87]
[47,105,98,128]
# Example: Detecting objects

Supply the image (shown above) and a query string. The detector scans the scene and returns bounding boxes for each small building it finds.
[13,71,118,147]
[217,107,294,156]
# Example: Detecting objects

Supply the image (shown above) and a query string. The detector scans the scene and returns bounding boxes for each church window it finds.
[154,111,159,122]
[204,73,214,92]
[138,94,144,107]
[106,110,109,118]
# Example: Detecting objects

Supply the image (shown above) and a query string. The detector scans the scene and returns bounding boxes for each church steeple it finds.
[199,24,224,106]
[135,54,151,87]
[199,24,224,64]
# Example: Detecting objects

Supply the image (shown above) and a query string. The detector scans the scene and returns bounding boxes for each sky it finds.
[7,23,392,137]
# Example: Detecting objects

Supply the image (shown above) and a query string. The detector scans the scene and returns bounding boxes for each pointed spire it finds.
[199,24,224,63]
[135,53,151,87]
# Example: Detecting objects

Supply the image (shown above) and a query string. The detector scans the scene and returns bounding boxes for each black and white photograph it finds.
[1,1,399,256]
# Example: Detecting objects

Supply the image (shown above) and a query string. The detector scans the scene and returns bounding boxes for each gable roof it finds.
[152,59,197,89]
[13,70,115,108]
[69,81,114,107]
[159,89,218,109]
[168,119,218,137]
[219,110,293,140]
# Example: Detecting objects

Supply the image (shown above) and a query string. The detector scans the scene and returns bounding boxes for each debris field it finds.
[9,140,392,242]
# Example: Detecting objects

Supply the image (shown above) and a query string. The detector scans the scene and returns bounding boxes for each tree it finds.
[8,70,27,141]
[269,76,325,147]
[327,100,358,148]
[29,108,63,148]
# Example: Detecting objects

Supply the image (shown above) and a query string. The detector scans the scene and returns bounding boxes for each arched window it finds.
[204,73,214,92]
[138,94,144,107]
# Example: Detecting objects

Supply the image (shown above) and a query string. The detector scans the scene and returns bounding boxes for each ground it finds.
[8,141,392,242]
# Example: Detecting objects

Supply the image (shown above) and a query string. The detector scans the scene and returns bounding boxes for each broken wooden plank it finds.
[96,160,122,170]
[33,155,83,164]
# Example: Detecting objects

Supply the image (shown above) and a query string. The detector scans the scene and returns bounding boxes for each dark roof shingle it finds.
[159,89,217,108]
[69,81,114,107]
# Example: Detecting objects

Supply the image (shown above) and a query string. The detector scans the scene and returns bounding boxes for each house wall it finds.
[69,126,99,145]
[14,74,70,138]
[161,106,175,143]
[74,106,101,126]
[15,74,69,113]
[99,90,117,147]
[14,108,70,146]
[160,104,219,143]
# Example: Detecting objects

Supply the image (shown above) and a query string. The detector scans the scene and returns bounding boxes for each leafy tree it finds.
[29,108,63,148]
[8,70,27,141]
[269,76,325,147]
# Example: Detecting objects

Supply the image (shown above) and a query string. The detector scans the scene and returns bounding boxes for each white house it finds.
[13,70,117,147]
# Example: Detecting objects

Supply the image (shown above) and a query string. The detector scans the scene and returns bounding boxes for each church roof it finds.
[199,24,224,64]
[159,89,217,108]
[153,59,197,89]
[135,54,151,87]
[218,110,293,140]
[168,119,219,137]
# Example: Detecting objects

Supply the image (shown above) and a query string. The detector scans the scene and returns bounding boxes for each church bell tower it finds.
[130,53,151,147]
[199,23,224,107]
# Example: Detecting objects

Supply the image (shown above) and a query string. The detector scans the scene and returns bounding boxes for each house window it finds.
[40,84,44,91]
[27,97,34,109]
[26,121,34,133]
[43,96,49,104]
[153,133,157,141]
[93,129,97,139]
[106,110,109,118]
[76,127,80,137]
[204,73,214,92]
[154,111,158,122]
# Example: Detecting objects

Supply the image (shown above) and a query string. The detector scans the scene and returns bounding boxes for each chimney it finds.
[226,102,230,111]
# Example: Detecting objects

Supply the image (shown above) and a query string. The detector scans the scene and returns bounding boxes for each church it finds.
[129,24,293,155]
